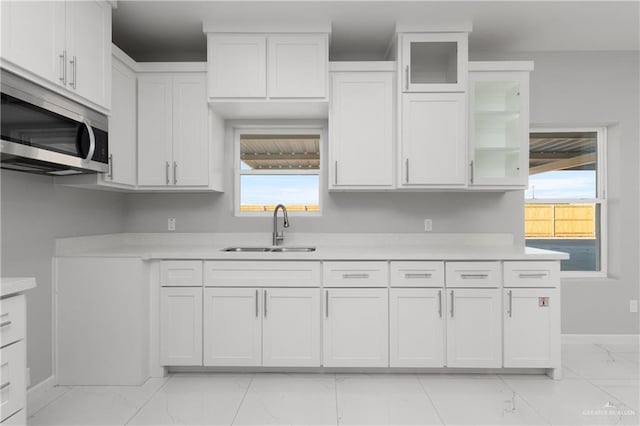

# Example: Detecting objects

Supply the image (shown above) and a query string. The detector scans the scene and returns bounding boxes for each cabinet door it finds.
[0,1,65,85]
[203,288,262,366]
[401,93,467,187]
[262,288,321,367]
[65,0,111,109]
[172,74,209,186]
[504,288,560,368]
[323,288,388,367]
[138,74,173,186]
[401,33,468,93]
[329,71,394,188]
[207,34,266,98]
[160,287,203,366]
[446,288,501,368]
[390,288,444,367]
[268,35,327,98]
[106,57,137,186]
[469,71,529,187]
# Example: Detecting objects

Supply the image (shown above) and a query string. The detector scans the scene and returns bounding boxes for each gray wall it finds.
[470,50,640,335]
[0,171,127,386]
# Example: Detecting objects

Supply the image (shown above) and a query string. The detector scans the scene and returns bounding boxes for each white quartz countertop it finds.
[1,277,36,297]
[54,233,569,261]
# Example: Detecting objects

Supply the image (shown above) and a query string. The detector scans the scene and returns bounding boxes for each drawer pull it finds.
[0,320,11,328]
[342,273,369,279]
[460,273,489,279]
[518,273,547,279]
[0,381,10,391]
[405,273,432,279]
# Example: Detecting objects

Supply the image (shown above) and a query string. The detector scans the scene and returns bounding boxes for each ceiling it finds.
[112,1,640,62]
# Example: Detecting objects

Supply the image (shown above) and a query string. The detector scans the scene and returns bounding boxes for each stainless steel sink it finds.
[221,246,316,253]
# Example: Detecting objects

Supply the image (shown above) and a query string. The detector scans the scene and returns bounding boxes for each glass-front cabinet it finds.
[468,64,532,188]
[401,33,468,92]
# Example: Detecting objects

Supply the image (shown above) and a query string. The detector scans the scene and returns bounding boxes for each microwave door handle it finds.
[80,117,95,161]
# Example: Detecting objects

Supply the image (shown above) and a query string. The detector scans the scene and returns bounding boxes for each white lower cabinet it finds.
[390,288,444,367]
[159,287,202,366]
[503,288,560,368]
[202,287,321,367]
[323,288,388,367]
[445,288,502,368]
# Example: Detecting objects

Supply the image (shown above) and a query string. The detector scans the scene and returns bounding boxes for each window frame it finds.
[233,125,325,217]
[526,126,608,278]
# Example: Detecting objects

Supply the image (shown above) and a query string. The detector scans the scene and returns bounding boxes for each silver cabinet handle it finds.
[342,273,369,279]
[405,65,409,90]
[438,290,442,318]
[325,290,329,318]
[255,289,259,318]
[450,290,454,318]
[107,154,113,179]
[405,273,432,279]
[0,382,10,391]
[405,158,409,183]
[264,289,267,318]
[0,320,12,328]
[69,56,77,89]
[470,160,474,184]
[59,51,67,85]
[173,161,177,184]
[334,160,338,185]
[518,273,547,279]
[461,273,489,279]
[508,290,513,317]
[165,161,170,185]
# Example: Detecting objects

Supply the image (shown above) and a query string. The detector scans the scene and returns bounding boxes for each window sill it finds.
[235,212,322,218]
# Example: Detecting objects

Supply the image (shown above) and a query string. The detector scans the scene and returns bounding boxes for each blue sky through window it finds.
[526,170,596,199]
[241,175,319,205]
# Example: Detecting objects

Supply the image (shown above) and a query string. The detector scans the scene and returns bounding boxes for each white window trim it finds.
[527,126,608,278]
[233,125,325,217]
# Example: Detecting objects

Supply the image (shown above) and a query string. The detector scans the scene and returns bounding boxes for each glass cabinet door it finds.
[469,71,529,187]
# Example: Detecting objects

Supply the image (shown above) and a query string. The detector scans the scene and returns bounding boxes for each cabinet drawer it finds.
[504,261,560,288]
[390,261,444,287]
[0,295,26,347]
[204,261,321,287]
[445,262,501,288]
[323,261,388,287]
[0,341,26,423]
[160,261,203,287]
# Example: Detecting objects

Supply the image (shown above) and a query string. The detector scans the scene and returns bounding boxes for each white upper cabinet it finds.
[401,33,468,93]
[329,65,395,189]
[207,35,267,98]
[138,73,209,188]
[400,93,467,187]
[469,63,532,188]
[105,53,137,186]
[206,33,328,101]
[268,35,327,98]
[0,0,111,111]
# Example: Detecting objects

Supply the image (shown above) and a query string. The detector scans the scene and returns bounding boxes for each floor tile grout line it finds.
[497,374,552,426]
[27,385,74,419]
[584,376,639,413]
[124,375,172,426]
[415,374,446,426]
[334,373,340,426]
[230,373,255,426]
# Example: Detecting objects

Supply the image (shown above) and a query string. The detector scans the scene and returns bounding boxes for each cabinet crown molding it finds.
[202,22,331,34]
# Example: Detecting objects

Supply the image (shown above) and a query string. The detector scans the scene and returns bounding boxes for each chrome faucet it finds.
[272,204,290,246]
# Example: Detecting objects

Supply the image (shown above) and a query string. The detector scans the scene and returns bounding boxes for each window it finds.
[235,128,322,215]
[525,128,607,276]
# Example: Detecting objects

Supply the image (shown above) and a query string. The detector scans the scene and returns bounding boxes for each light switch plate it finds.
[630,300,638,313]
[168,218,176,231]
[424,219,433,232]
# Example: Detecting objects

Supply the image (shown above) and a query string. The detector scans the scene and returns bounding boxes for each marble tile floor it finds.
[27,343,639,425]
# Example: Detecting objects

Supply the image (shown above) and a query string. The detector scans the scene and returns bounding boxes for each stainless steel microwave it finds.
[1,70,109,175]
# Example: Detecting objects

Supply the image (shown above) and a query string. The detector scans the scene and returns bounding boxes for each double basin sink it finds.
[222,246,316,253]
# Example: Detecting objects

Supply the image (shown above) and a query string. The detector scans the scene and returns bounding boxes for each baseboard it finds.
[562,334,639,345]
[27,375,56,416]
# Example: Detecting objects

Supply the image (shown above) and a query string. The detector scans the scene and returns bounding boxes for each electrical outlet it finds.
[168,218,176,231]
[630,299,638,313]
[424,219,433,232]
